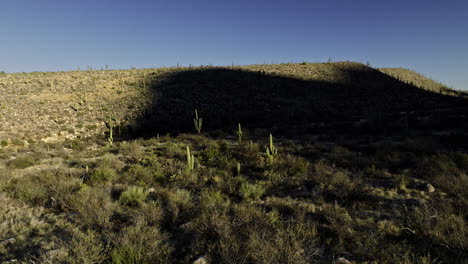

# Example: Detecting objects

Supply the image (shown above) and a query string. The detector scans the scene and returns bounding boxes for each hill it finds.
[379,67,468,97]
[1,62,467,143]
[0,62,467,263]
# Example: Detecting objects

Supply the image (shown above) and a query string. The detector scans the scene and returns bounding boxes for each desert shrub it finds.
[118,140,145,159]
[66,228,107,264]
[133,202,165,226]
[264,196,317,221]
[248,221,321,264]
[122,163,162,186]
[199,189,229,208]
[198,141,234,169]
[69,185,114,229]
[452,152,468,171]
[311,161,363,199]
[404,205,467,250]
[6,155,38,169]
[168,188,192,207]
[416,154,460,178]
[0,194,57,262]
[11,138,24,146]
[119,186,148,206]
[64,138,87,151]
[321,202,354,247]
[159,142,186,159]
[148,187,195,226]
[240,182,265,202]
[6,170,81,209]
[232,142,263,167]
[110,219,172,264]
[415,154,468,201]
[395,174,410,189]
[190,203,320,264]
[267,154,310,184]
[262,169,283,184]
[328,170,363,198]
[88,157,119,185]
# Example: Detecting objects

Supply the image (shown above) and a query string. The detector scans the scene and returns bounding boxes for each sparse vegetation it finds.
[0,62,467,263]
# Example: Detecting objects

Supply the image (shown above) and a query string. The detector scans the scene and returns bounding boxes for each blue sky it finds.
[1,0,467,90]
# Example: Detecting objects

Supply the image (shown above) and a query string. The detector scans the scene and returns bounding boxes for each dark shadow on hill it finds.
[123,65,468,143]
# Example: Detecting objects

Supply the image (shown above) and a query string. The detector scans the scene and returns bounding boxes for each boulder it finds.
[193,255,208,264]
[425,183,435,193]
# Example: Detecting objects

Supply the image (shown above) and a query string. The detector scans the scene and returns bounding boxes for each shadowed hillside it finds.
[131,62,468,140]
[1,62,466,144]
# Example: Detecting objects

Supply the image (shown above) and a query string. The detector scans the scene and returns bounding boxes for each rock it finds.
[425,184,435,193]
[179,221,194,230]
[335,257,351,264]
[193,255,208,264]
[146,187,156,193]
[0,238,16,245]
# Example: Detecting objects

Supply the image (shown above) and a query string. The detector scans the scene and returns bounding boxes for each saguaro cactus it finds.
[237,123,243,143]
[108,118,114,145]
[186,146,195,171]
[265,134,278,162]
[194,109,202,134]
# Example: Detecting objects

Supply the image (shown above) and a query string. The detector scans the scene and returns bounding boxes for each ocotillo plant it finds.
[194,109,202,133]
[186,146,195,171]
[237,123,243,143]
[265,134,278,162]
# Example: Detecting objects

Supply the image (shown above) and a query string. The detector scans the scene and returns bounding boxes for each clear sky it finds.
[1,0,467,90]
